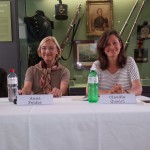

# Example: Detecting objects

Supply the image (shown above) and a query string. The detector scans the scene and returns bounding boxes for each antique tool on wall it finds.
[124,0,146,50]
[119,0,139,36]
[60,4,82,60]
[55,0,68,20]
[60,4,81,51]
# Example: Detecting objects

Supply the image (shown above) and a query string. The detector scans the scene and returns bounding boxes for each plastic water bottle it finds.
[88,69,99,103]
[7,69,18,102]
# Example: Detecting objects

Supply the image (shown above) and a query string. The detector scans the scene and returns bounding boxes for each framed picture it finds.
[73,40,98,69]
[86,0,113,36]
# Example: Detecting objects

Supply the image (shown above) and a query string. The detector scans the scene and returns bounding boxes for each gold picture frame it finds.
[86,0,113,36]
[73,40,97,69]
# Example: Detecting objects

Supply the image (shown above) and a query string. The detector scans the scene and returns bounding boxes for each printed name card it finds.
[17,94,53,106]
[99,94,136,104]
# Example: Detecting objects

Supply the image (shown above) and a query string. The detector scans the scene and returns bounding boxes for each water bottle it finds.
[88,69,99,103]
[7,69,18,102]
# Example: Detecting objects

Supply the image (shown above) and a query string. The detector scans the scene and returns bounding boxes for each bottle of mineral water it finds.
[88,69,99,103]
[7,69,18,102]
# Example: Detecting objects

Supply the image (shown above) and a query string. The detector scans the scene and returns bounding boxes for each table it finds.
[0,96,150,150]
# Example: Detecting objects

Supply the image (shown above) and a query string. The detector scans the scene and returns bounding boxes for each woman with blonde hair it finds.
[21,36,70,97]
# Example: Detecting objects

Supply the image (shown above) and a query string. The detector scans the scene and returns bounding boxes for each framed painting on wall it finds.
[86,0,113,36]
[73,40,98,69]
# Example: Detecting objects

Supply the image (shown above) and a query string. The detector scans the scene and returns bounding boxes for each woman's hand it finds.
[111,83,124,94]
[18,89,22,95]
[50,87,62,97]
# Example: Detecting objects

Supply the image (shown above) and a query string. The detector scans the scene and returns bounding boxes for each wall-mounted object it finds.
[24,10,54,67]
[86,0,113,36]
[55,0,68,20]
[123,0,146,49]
[60,4,81,51]
[137,21,150,39]
[24,10,53,42]
[134,39,148,63]
[134,48,148,63]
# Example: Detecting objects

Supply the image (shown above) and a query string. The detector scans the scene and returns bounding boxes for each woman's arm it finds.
[21,81,33,95]
[60,68,70,96]
[50,81,69,97]
[50,67,70,97]
[126,57,142,96]
[98,80,142,96]
[86,83,112,96]
[126,80,142,96]
[20,66,35,95]
[98,81,142,96]
[60,81,69,95]
[98,89,112,95]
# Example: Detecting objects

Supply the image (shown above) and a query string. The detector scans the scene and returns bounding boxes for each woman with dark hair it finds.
[86,29,142,96]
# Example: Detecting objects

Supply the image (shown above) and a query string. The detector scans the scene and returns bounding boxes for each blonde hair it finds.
[37,36,61,58]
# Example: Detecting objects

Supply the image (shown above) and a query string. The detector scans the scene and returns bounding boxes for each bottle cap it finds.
[9,68,15,73]
[90,67,96,71]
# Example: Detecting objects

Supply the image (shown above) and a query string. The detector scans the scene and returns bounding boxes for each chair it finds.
[0,68,8,97]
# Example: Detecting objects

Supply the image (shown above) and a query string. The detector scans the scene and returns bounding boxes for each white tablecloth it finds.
[0,96,150,150]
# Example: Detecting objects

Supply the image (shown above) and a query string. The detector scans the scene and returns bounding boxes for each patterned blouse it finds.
[91,57,140,90]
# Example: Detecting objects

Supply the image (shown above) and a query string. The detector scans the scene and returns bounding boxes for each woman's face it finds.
[39,40,58,63]
[104,34,121,59]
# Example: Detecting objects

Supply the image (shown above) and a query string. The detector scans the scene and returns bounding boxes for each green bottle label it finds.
[88,77,98,83]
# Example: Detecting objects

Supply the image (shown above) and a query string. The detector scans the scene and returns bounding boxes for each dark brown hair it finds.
[97,29,127,70]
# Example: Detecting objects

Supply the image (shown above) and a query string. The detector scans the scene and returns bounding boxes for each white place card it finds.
[17,94,53,106]
[99,94,136,104]
[136,95,150,105]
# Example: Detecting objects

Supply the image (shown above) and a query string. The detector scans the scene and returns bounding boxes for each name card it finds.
[17,94,53,106]
[99,94,136,104]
